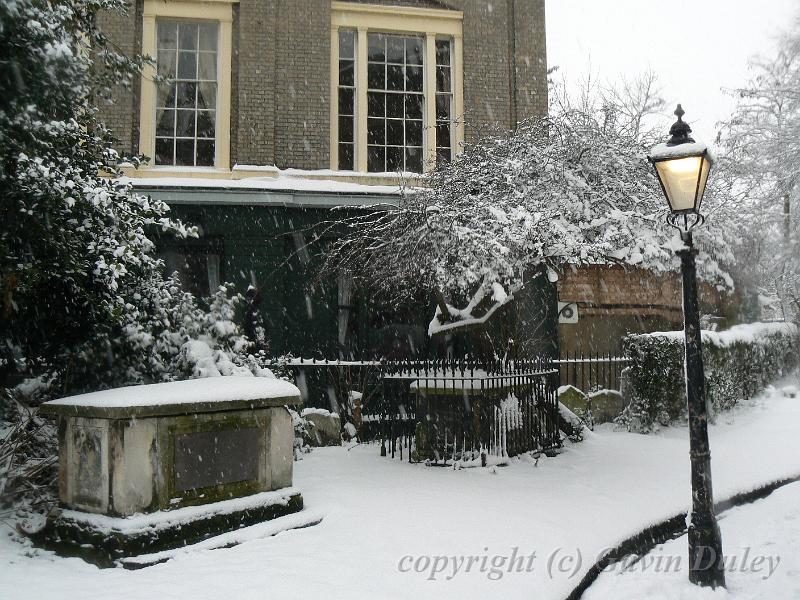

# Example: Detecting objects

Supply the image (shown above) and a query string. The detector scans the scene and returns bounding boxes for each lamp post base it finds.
[688,509,726,587]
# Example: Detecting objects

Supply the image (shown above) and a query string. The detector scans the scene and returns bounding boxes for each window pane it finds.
[436,39,451,66]
[338,87,354,116]
[339,116,353,143]
[175,139,195,166]
[436,94,451,120]
[368,92,384,117]
[157,83,176,108]
[155,138,174,164]
[198,52,216,81]
[157,50,176,78]
[405,66,423,92]
[405,120,422,147]
[436,148,450,167]
[157,22,177,49]
[367,118,384,145]
[387,35,404,63]
[177,82,196,108]
[368,63,385,90]
[197,111,215,138]
[176,110,196,137]
[197,82,216,109]
[196,140,215,166]
[156,109,175,136]
[436,66,451,92]
[387,65,403,91]
[178,22,198,50]
[386,119,403,146]
[178,51,197,79]
[339,59,354,87]
[339,30,355,59]
[437,123,451,149]
[406,147,423,172]
[198,23,218,51]
[368,146,384,172]
[386,94,403,118]
[406,38,423,65]
[405,95,423,119]
[386,146,402,171]
[338,143,354,170]
[368,33,385,62]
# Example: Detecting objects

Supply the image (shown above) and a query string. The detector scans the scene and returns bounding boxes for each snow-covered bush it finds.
[1,0,185,392]
[0,0,280,398]
[0,0,288,521]
[618,323,799,432]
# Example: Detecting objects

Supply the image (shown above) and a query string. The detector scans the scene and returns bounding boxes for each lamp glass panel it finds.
[695,156,711,212]
[655,155,703,212]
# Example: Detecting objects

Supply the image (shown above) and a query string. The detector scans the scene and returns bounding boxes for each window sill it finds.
[118,163,425,189]
[120,165,234,179]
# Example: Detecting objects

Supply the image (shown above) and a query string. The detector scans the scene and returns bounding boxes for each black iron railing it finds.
[273,357,561,465]
[554,353,632,393]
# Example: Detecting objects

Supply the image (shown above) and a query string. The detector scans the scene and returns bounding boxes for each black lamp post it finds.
[648,105,726,589]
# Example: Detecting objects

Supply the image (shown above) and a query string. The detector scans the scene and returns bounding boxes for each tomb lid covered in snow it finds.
[40,376,301,419]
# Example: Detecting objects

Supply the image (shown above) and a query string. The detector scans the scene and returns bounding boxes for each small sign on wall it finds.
[558,302,579,324]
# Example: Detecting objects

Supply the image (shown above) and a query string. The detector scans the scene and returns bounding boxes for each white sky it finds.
[546,0,798,144]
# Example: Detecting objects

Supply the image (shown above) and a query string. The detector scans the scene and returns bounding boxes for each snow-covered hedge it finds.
[618,322,799,432]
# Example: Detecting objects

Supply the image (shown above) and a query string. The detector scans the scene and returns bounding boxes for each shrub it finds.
[618,322,799,432]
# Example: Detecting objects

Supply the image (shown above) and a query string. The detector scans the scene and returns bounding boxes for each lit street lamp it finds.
[648,104,726,589]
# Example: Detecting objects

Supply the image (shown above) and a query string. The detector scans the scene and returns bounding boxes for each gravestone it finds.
[587,389,625,424]
[301,408,341,446]
[39,377,303,561]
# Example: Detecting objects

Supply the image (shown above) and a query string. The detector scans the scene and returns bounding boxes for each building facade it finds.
[98,0,553,357]
[101,0,547,173]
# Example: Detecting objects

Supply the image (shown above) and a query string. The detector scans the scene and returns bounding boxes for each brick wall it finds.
[558,265,683,310]
[97,0,141,156]
[234,0,277,167]
[271,0,331,169]
[555,264,734,354]
[557,264,724,314]
[512,0,548,122]
[96,0,549,168]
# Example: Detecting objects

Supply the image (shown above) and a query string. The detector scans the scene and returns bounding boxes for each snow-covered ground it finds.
[584,480,800,600]
[1,380,798,600]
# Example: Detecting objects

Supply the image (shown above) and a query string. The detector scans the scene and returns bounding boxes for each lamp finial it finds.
[667,103,695,146]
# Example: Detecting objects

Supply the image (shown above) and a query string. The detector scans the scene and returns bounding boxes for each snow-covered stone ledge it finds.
[38,377,304,561]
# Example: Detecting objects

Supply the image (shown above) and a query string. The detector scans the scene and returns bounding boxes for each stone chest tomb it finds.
[39,377,304,561]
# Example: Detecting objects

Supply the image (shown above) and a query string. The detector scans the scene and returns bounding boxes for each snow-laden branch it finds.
[319,105,736,334]
[428,278,515,336]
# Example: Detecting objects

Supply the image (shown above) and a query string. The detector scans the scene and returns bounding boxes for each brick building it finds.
[98,0,552,357]
[101,0,547,171]
[556,265,731,356]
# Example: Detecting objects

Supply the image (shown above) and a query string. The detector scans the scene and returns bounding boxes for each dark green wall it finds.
[160,203,558,360]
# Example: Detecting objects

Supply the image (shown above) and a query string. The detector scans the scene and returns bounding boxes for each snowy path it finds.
[1,381,798,600]
[584,480,800,599]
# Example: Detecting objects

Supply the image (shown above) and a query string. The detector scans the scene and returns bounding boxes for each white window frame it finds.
[139,0,235,172]
[330,1,464,174]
